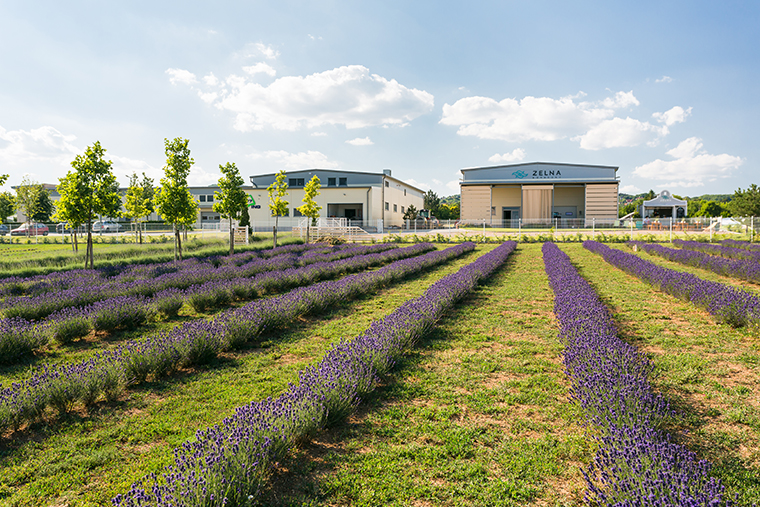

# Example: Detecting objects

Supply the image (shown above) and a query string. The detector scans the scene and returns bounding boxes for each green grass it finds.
[564,243,760,505]
[0,245,479,506]
[260,243,591,507]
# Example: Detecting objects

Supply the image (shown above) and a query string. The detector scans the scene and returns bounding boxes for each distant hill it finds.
[441,194,460,205]
[619,192,732,203]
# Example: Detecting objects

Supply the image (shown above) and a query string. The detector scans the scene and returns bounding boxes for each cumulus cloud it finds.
[0,125,81,167]
[578,117,667,150]
[166,68,197,85]
[404,178,430,191]
[200,65,435,132]
[440,92,619,143]
[653,106,692,126]
[633,137,744,188]
[620,184,642,194]
[656,76,673,83]
[203,73,219,86]
[109,155,163,186]
[248,150,339,169]
[243,63,276,77]
[235,42,280,60]
[345,137,373,146]
[601,91,639,109]
[488,148,526,163]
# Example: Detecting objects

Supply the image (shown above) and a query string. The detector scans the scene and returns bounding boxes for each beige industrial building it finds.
[460,162,619,224]
[247,169,425,227]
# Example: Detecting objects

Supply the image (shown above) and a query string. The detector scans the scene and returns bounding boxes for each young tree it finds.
[141,173,155,222]
[0,174,8,186]
[403,204,418,220]
[424,189,441,217]
[124,172,150,244]
[0,192,15,223]
[297,175,321,243]
[67,142,122,267]
[729,184,760,217]
[267,170,289,248]
[31,189,54,222]
[53,171,87,252]
[154,137,199,261]
[213,162,248,255]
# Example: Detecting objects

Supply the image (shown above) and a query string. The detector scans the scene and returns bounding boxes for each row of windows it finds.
[289,177,348,187]
[384,181,408,196]
[198,195,214,202]
[384,202,406,213]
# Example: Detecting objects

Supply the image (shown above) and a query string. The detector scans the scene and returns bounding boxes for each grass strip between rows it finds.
[584,240,760,327]
[543,242,732,505]
[0,242,463,436]
[113,241,517,507]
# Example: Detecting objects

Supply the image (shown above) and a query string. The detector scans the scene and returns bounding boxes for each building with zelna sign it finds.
[460,162,619,224]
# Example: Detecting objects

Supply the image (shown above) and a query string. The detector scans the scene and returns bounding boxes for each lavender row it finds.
[0,243,423,365]
[1,243,398,321]
[720,238,760,252]
[543,242,730,505]
[0,242,319,298]
[631,240,760,285]
[673,239,760,263]
[0,243,467,434]
[113,241,516,507]
[585,240,760,327]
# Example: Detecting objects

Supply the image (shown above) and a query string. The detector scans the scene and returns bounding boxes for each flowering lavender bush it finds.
[585,240,760,327]
[113,241,516,507]
[0,243,468,435]
[674,239,760,263]
[631,240,760,284]
[542,242,731,505]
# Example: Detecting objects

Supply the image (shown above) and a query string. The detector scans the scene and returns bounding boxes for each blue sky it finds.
[1,1,757,198]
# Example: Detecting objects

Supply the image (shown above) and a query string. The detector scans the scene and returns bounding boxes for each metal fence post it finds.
[592,217,595,238]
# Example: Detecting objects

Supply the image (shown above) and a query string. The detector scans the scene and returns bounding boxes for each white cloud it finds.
[310,132,328,137]
[656,76,673,83]
[248,150,339,169]
[207,65,434,131]
[440,92,616,143]
[601,90,639,109]
[188,165,219,186]
[620,184,642,194]
[242,63,276,77]
[307,34,323,41]
[488,148,526,163]
[445,179,460,192]
[235,42,280,61]
[633,137,744,188]
[203,73,219,86]
[577,117,667,150]
[0,125,81,168]
[166,68,197,85]
[109,155,163,186]
[345,136,373,146]
[653,106,692,126]
[197,91,219,104]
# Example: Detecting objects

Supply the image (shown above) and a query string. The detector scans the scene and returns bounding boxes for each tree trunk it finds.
[273,216,278,249]
[176,227,183,260]
[229,217,234,256]
[86,224,93,269]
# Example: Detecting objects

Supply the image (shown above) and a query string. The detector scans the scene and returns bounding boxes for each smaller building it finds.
[640,190,687,219]
[247,169,425,227]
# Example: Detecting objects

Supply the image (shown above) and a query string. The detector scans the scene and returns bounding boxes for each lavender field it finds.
[0,241,758,506]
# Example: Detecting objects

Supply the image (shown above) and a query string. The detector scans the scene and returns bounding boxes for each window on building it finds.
[339,177,347,186]
[393,204,397,212]
[401,206,405,213]
[404,189,406,196]
[328,177,336,186]
[289,178,305,187]
[385,202,389,211]
[199,195,206,202]
[385,181,389,187]
[207,195,214,202]
[293,209,304,217]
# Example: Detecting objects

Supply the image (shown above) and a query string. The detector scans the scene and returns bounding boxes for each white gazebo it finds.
[641,190,687,219]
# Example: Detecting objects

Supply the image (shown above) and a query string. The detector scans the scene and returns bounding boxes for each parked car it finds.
[11,223,49,236]
[0,224,7,236]
[92,220,122,233]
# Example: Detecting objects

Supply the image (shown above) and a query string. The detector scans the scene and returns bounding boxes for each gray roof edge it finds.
[461,161,619,172]
[249,168,426,193]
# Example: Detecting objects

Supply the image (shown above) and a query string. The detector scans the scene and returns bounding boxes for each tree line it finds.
[619,186,760,218]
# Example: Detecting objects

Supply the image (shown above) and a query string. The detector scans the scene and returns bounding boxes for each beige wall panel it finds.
[522,185,553,220]
[553,187,585,207]
[585,183,619,218]
[461,186,492,220]
[491,186,521,209]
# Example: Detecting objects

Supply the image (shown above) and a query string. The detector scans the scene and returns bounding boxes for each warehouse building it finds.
[247,169,425,226]
[460,162,619,224]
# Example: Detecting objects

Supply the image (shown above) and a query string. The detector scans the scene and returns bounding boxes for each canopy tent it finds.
[641,190,687,219]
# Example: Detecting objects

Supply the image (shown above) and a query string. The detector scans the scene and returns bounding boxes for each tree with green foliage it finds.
[213,162,248,255]
[267,170,289,248]
[729,184,760,217]
[297,175,321,243]
[154,137,199,261]
[0,192,15,223]
[645,189,656,200]
[695,201,730,218]
[141,173,155,221]
[66,142,122,267]
[402,204,418,220]
[54,171,87,252]
[423,190,441,217]
[124,172,150,244]
[16,177,50,225]
[0,174,8,186]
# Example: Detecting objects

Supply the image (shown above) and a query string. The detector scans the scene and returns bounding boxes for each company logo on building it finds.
[512,170,529,179]
[247,196,261,209]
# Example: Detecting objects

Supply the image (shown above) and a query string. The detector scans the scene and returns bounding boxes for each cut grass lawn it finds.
[0,245,479,506]
[566,243,760,505]
[262,243,591,507]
